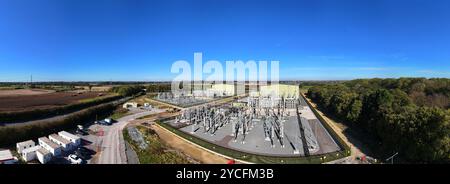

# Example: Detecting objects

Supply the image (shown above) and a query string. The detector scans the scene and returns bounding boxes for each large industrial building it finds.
[259,84,300,98]
[248,84,300,109]
[210,84,235,96]
[155,83,236,107]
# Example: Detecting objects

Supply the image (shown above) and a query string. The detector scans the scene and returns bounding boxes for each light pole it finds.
[385,152,398,164]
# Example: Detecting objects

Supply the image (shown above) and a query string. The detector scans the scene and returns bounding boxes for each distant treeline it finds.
[110,85,144,96]
[307,78,450,162]
[146,84,171,92]
[0,81,171,86]
[0,95,121,123]
[299,80,346,87]
[0,103,116,147]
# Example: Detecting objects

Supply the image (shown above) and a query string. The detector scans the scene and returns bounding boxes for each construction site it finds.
[162,84,343,160]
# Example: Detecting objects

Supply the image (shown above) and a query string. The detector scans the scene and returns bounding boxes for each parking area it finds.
[47,145,96,164]
[79,107,164,164]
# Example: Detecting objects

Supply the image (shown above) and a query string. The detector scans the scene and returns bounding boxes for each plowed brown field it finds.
[0,90,108,112]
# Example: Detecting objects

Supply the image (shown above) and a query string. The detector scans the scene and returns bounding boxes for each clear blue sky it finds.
[0,0,449,81]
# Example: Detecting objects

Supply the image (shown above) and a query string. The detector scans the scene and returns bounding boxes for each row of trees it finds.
[146,84,171,93]
[110,85,143,96]
[0,103,116,146]
[307,78,449,162]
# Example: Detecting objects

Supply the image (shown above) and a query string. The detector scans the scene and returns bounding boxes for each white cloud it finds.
[418,70,450,75]
[286,67,395,71]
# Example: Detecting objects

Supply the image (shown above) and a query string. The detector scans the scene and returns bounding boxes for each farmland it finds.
[0,89,54,97]
[0,90,113,112]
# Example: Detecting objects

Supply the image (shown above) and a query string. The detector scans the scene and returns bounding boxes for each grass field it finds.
[123,125,192,164]
[109,108,130,120]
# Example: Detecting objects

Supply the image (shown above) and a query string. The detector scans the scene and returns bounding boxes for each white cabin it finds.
[58,131,81,147]
[49,134,72,151]
[36,147,52,164]
[0,150,17,164]
[16,140,36,154]
[38,137,62,156]
[21,145,41,162]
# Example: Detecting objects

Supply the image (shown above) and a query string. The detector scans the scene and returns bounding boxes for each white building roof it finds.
[17,140,35,147]
[49,134,71,145]
[22,145,41,154]
[39,137,61,149]
[36,147,51,156]
[58,131,80,140]
[0,150,14,161]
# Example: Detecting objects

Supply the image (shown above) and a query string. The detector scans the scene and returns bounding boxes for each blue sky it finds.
[0,0,449,81]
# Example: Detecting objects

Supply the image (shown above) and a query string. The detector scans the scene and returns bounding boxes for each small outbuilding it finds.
[49,134,73,151]
[0,149,18,164]
[58,131,81,147]
[36,147,52,164]
[21,145,41,162]
[16,140,36,154]
[38,137,62,156]
[123,102,138,109]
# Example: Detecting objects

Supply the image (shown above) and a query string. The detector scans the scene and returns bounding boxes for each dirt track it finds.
[151,124,229,164]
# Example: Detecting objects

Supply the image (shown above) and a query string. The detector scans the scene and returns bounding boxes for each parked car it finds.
[76,129,88,135]
[74,151,86,160]
[96,120,111,126]
[96,118,115,126]
[75,147,89,157]
[68,154,83,164]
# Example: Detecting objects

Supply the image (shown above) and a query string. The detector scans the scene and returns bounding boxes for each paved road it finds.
[96,109,164,164]
[91,95,242,164]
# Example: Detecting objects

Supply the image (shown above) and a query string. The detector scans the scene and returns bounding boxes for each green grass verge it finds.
[123,126,191,164]
[109,109,130,120]
[77,94,115,103]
